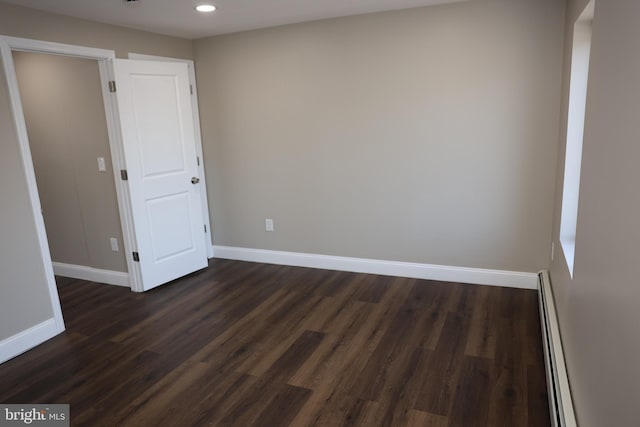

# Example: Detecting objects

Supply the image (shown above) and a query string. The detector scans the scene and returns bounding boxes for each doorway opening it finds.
[1,35,213,303]
[1,37,141,301]
[13,51,130,288]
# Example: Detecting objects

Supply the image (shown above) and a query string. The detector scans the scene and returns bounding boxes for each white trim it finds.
[101,60,141,291]
[0,37,65,336]
[2,36,114,59]
[0,319,60,364]
[52,262,130,287]
[212,246,538,289]
[128,52,214,259]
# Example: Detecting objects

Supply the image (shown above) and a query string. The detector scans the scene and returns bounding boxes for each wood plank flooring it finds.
[0,259,550,426]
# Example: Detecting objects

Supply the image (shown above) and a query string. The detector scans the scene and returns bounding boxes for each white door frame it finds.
[0,36,69,337]
[0,35,143,291]
[128,53,214,258]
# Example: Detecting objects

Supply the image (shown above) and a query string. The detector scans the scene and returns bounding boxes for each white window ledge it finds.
[560,237,576,279]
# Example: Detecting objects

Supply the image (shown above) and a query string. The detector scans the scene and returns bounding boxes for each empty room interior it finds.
[0,0,638,426]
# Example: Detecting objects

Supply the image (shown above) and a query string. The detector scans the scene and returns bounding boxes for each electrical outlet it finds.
[97,157,107,172]
[265,218,274,232]
[551,242,555,261]
[110,238,119,252]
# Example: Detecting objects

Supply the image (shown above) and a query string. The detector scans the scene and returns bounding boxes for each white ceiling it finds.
[2,0,466,40]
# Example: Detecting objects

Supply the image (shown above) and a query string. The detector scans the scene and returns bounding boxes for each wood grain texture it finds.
[0,259,550,426]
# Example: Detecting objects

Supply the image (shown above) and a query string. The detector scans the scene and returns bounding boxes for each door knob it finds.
[191,177,200,184]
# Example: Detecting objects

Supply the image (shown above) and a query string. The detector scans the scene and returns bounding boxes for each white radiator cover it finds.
[538,270,577,427]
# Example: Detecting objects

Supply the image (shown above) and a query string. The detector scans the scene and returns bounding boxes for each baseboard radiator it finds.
[538,270,577,427]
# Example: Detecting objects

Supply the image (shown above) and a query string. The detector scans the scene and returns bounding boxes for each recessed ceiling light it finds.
[195,4,216,13]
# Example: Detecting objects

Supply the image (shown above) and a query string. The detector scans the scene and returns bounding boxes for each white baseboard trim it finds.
[0,318,62,364]
[211,245,538,289]
[52,262,130,287]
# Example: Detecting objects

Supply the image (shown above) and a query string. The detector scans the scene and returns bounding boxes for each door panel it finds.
[113,59,207,291]
[146,192,193,261]
[131,74,186,176]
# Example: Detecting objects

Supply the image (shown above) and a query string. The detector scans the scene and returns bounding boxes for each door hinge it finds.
[120,169,128,181]
[204,224,207,233]
[109,80,117,93]
[190,84,193,95]
[197,156,200,166]
[132,252,140,262]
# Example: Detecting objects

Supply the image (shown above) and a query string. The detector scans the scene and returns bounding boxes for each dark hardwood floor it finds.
[0,259,550,426]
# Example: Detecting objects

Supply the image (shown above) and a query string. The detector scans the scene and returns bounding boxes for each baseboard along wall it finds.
[212,245,538,289]
[0,318,61,364]
[52,262,130,287]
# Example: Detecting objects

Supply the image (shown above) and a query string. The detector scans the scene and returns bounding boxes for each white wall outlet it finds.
[265,218,274,232]
[97,157,107,172]
[551,242,555,261]
[110,237,119,252]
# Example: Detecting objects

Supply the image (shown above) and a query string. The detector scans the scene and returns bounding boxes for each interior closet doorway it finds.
[1,36,213,296]
[13,51,130,287]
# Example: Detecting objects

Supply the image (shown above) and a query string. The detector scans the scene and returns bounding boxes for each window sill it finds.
[560,237,576,279]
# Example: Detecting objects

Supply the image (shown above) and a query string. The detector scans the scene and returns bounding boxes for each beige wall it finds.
[549,0,640,425]
[13,52,127,273]
[0,3,192,342]
[0,56,54,340]
[195,0,565,272]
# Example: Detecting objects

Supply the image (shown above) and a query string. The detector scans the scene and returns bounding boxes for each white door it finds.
[112,59,207,291]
